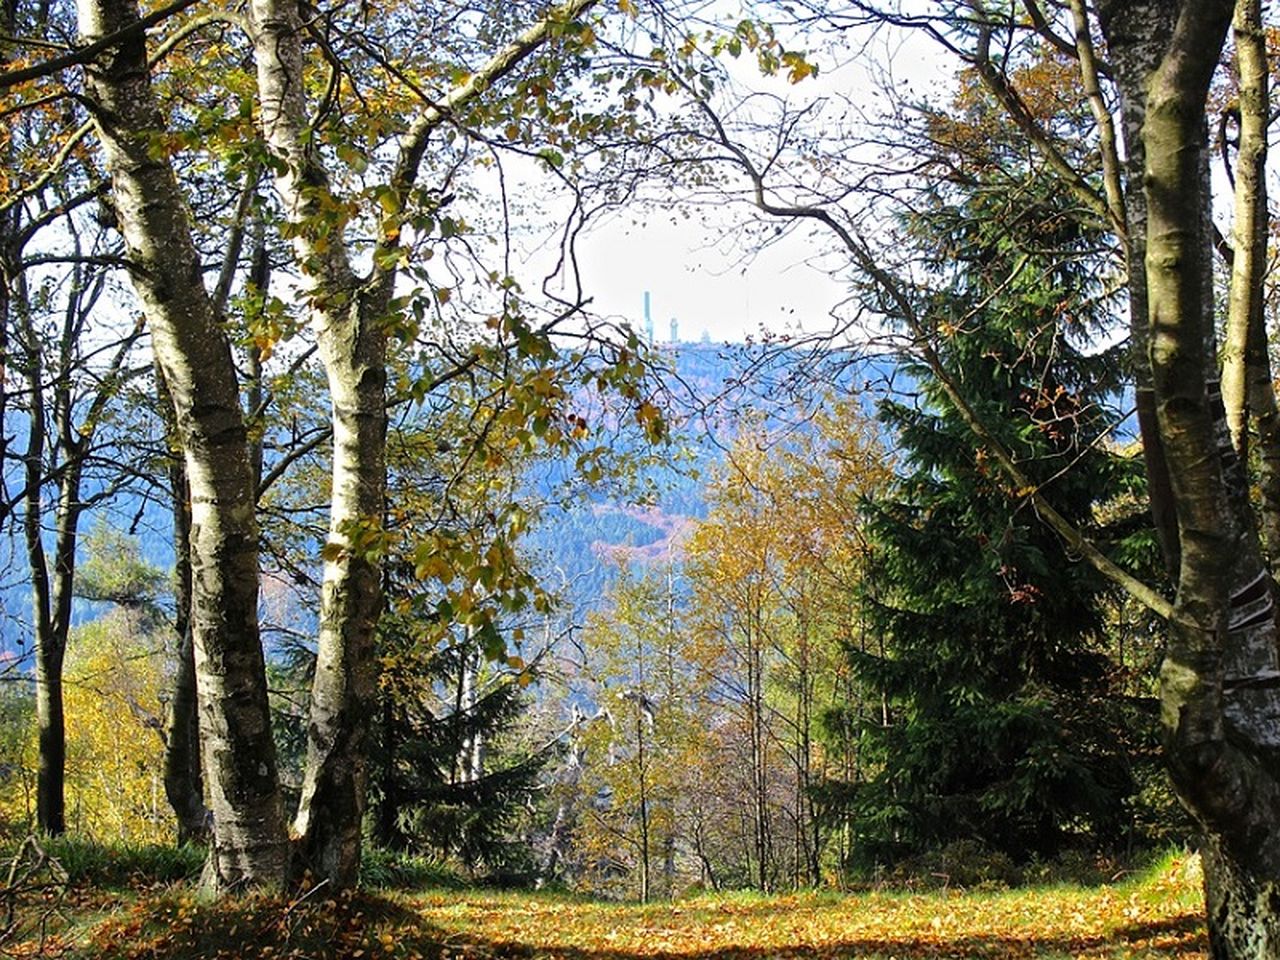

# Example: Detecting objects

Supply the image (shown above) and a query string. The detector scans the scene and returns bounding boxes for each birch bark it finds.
[1095,0,1181,576]
[157,367,209,845]
[246,0,595,886]
[1219,0,1280,565]
[1103,0,1280,951]
[77,0,287,889]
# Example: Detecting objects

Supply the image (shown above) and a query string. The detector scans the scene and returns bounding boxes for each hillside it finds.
[521,339,900,612]
[0,339,899,654]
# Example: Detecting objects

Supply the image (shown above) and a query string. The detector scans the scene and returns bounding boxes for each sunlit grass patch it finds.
[39,849,1206,960]
[406,853,1206,959]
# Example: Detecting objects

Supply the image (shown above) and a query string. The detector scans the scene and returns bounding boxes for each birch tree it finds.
[77,0,290,889]
[245,0,597,885]
[61,0,630,890]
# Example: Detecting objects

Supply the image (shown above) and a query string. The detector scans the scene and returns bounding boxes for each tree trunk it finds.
[157,372,209,845]
[78,0,287,890]
[1203,834,1280,957]
[34,647,65,835]
[165,628,208,845]
[1096,0,1181,577]
[459,645,483,782]
[637,704,651,903]
[247,0,387,888]
[1103,1,1280,955]
[18,273,63,836]
[1221,0,1280,566]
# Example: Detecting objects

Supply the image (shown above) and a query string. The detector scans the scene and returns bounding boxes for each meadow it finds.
[3,844,1207,960]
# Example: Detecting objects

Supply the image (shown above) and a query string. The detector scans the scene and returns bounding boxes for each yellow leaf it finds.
[377,190,400,216]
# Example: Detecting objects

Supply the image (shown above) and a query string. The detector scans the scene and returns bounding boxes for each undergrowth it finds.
[34,836,205,889]
[29,848,1205,960]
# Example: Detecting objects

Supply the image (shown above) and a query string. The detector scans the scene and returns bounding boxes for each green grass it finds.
[359,846,465,890]
[37,849,1205,960]
[33,835,205,889]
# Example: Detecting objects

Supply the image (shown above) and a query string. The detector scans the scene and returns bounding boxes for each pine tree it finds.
[369,607,553,878]
[849,172,1155,867]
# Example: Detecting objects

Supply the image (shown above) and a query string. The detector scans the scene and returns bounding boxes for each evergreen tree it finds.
[370,612,552,878]
[849,172,1156,867]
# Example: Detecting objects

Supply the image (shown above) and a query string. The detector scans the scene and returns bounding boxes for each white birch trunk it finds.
[247,0,595,886]
[247,0,387,887]
[77,0,287,890]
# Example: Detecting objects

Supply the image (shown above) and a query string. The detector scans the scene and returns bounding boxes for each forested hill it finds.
[522,338,897,611]
[0,337,895,654]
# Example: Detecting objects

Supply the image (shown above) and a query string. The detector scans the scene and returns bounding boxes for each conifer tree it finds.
[850,172,1154,866]
[370,610,552,877]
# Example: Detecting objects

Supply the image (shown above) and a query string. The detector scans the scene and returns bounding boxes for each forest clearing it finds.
[2,0,1278,954]
[8,846,1206,959]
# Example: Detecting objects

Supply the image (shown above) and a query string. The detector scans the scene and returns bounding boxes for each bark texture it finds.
[159,369,209,845]
[1102,0,1280,953]
[1096,0,1181,576]
[1203,835,1280,958]
[1220,0,1280,565]
[78,0,286,889]
[247,0,386,888]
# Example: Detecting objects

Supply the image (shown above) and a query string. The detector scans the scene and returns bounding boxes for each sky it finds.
[515,9,955,345]
[570,213,849,345]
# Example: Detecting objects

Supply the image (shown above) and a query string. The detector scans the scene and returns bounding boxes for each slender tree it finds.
[78,0,291,888]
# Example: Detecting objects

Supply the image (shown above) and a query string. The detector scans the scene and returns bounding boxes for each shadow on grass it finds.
[65,891,1206,960]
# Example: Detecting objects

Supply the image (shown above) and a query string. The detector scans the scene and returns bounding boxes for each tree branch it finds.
[0,0,199,89]
[689,87,1173,621]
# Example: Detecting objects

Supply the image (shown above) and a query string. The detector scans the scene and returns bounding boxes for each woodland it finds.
[0,0,1274,957]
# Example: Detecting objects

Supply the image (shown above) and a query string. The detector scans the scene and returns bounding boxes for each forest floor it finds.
[5,849,1206,959]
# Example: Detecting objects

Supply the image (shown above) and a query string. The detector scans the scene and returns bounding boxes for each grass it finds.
[6,846,1207,959]
[35,836,206,889]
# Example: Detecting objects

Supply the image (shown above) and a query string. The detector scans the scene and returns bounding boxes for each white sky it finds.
[559,23,955,344]
[571,214,847,344]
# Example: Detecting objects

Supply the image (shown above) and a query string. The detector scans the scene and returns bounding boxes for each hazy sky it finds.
[557,21,954,344]
[573,213,848,344]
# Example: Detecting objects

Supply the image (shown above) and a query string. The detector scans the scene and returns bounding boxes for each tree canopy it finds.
[0,1,1277,955]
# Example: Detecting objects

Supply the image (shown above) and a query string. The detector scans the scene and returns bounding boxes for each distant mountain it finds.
[521,339,903,613]
[0,339,903,654]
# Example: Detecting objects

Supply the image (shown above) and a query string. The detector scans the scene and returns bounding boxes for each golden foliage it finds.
[62,611,169,844]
